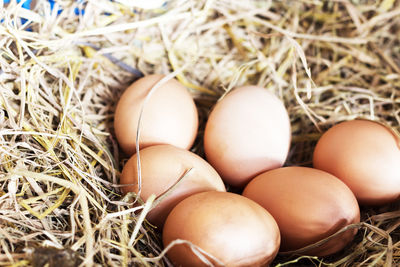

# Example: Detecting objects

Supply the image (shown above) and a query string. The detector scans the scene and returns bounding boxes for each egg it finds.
[163,191,280,267]
[204,85,291,188]
[120,144,226,228]
[242,167,360,256]
[313,119,400,205]
[114,74,198,156]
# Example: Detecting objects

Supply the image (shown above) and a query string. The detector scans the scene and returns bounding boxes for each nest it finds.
[0,0,399,266]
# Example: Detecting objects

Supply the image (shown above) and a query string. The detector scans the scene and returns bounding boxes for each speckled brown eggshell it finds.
[114,74,198,156]
[163,191,280,267]
[313,120,400,205]
[242,167,360,256]
[204,85,291,188]
[119,144,226,228]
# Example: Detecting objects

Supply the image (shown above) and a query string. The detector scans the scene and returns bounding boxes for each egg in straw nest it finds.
[0,0,399,266]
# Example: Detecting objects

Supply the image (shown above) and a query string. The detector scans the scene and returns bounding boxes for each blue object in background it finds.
[4,0,85,15]
[3,0,34,26]
[4,0,33,9]
[47,0,63,15]
[48,0,85,15]
[3,0,85,29]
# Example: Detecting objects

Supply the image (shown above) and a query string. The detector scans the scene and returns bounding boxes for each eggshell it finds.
[120,144,226,228]
[313,120,400,205]
[204,86,291,188]
[114,74,198,156]
[242,167,360,256]
[163,191,280,267]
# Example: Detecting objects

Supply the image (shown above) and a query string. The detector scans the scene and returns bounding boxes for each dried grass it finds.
[0,0,399,266]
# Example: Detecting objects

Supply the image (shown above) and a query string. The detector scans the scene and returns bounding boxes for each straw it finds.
[0,0,399,266]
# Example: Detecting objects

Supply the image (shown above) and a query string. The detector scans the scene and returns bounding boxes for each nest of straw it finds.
[0,0,399,266]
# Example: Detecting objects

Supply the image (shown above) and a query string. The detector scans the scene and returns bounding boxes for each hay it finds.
[0,0,399,266]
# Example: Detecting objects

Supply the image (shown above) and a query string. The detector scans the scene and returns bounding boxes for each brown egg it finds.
[313,120,400,205]
[114,74,198,156]
[163,191,280,267]
[120,144,226,228]
[204,86,291,188]
[242,167,360,256]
